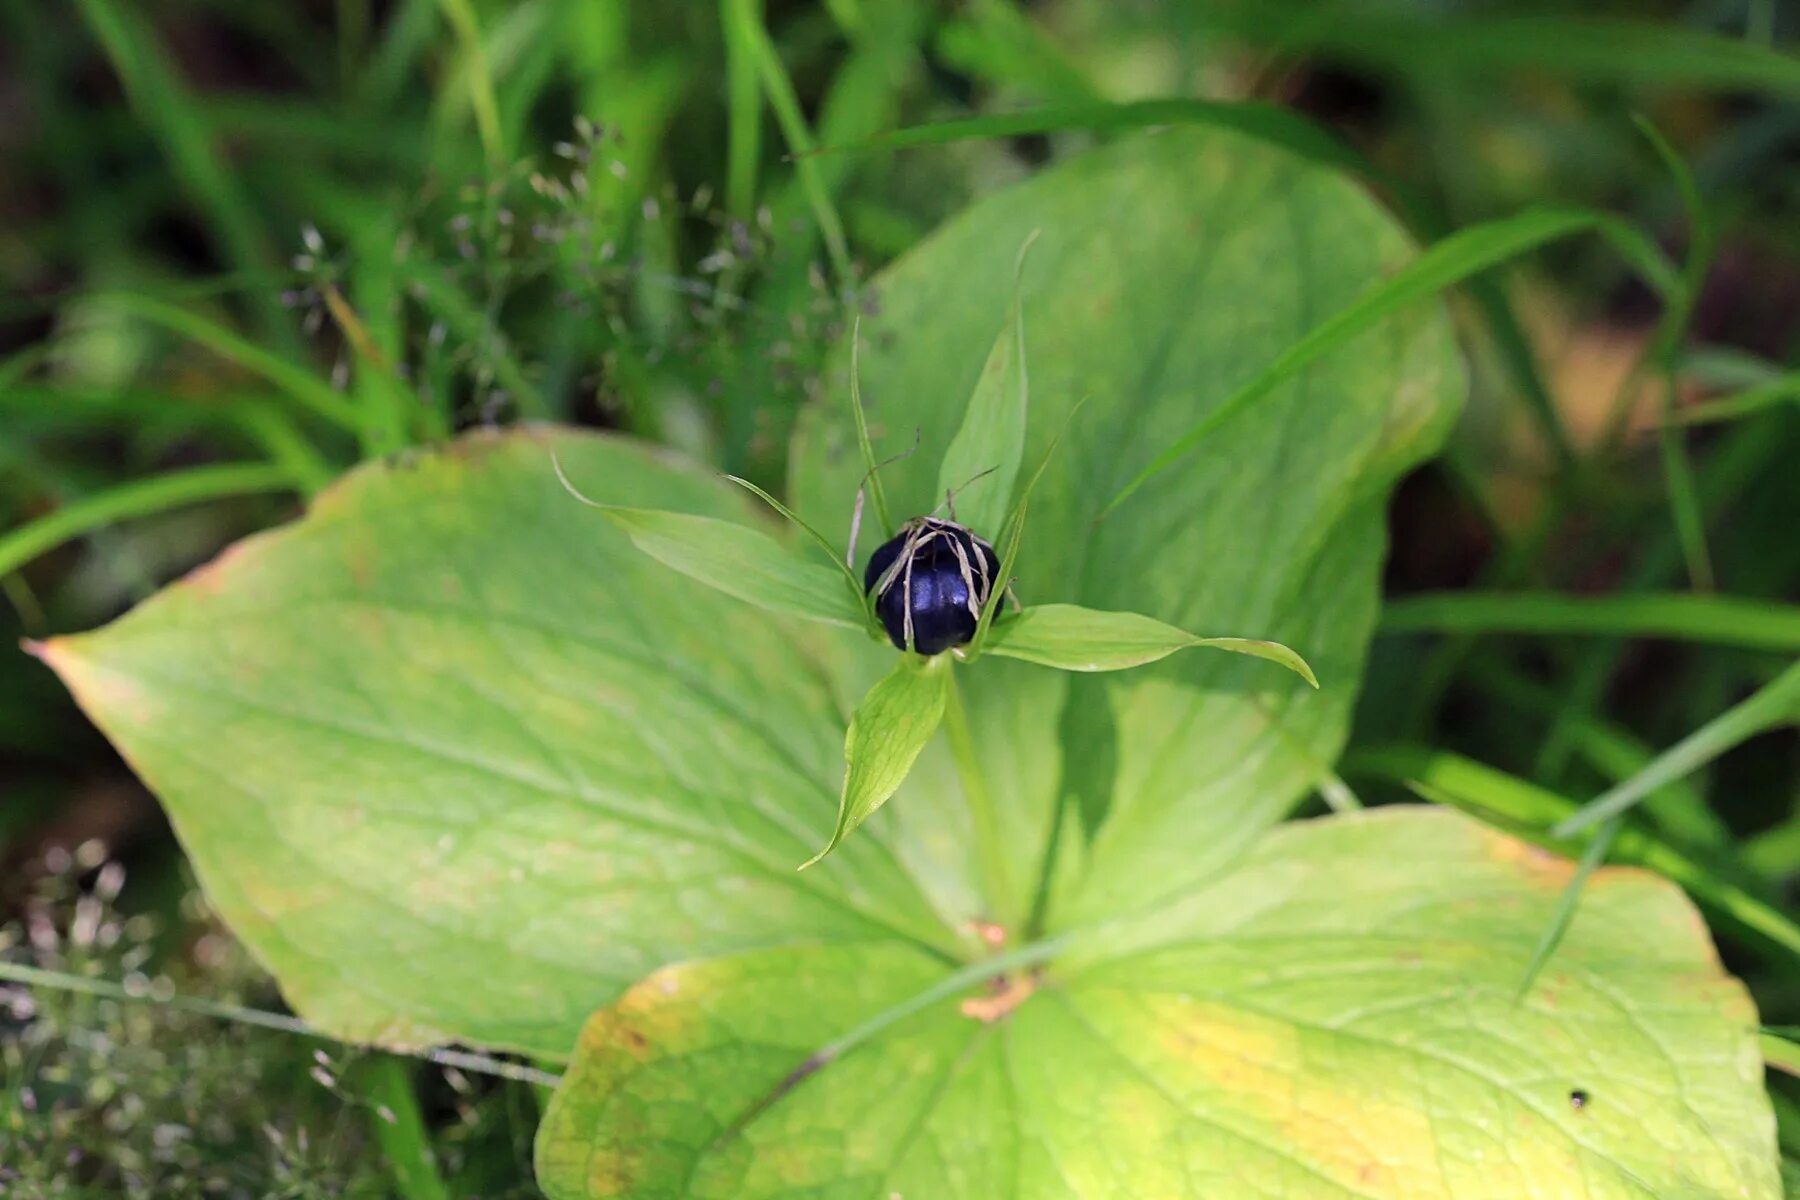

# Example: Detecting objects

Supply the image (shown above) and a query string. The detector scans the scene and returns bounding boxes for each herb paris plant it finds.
[564,253,1318,869]
[38,130,1778,1198]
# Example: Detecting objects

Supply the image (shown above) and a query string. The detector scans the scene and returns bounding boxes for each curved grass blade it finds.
[802,656,950,868]
[1555,660,1800,838]
[432,0,503,166]
[1101,206,1680,516]
[1515,815,1623,999]
[1672,370,1800,427]
[935,233,1036,540]
[1632,112,1715,590]
[1347,745,1800,964]
[98,293,361,431]
[1761,1032,1800,1079]
[984,603,1318,685]
[725,0,851,282]
[72,0,298,357]
[847,317,893,537]
[0,463,300,580]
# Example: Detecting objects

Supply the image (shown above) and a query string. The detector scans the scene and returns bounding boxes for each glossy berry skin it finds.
[864,517,1000,655]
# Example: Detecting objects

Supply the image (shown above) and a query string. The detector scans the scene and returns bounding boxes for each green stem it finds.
[942,668,1014,932]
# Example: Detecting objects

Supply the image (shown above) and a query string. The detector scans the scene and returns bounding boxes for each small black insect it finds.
[864,517,1000,656]
[1569,1089,1590,1111]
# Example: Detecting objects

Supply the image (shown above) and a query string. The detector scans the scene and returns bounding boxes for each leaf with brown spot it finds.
[537,809,1777,1199]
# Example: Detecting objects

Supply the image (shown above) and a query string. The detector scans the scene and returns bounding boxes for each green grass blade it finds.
[1102,206,1679,515]
[1382,590,1800,651]
[71,0,298,358]
[1761,1033,1800,1079]
[1515,815,1622,998]
[1673,372,1800,427]
[1346,745,1800,964]
[359,0,440,108]
[1745,816,1800,881]
[721,0,763,219]
[321,282,412,457]
[724,0,852,283]
[937,0,1100,102]
[1470,659,1731,852]
[0,463,299,580]
[847,319,893,537]
[432,0,504,165]
[360,1058,452,1200]
[1634,112,1715,591]
[1555,660,1800,838]
[99,293,362,432]
[401,260,550,419]
[1193,8,1800,96]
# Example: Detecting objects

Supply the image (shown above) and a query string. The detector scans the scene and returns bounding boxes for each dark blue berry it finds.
[864,518,1000,655]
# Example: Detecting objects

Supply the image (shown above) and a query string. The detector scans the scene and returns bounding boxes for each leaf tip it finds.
[22,635,76,674]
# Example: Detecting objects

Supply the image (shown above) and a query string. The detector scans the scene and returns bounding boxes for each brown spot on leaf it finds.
[1485,832,1577,886]
[966,920,1006,949]
[960,971,1036,1023]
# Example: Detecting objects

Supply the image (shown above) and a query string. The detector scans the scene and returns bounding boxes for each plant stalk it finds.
[941,668,1015,934]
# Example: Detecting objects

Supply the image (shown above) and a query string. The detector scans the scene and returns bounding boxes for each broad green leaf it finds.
[804,656,951,868]
[791,126,1464,929]
[933,237,1033,539]
[598,507,865,629]
[986,603,1317,685]
[538,808,1778,1199]
[1103,205,1678,514]
[38,430,961,1057]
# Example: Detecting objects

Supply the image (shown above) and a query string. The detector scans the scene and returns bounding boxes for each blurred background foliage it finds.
[2,0,1798,1194]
